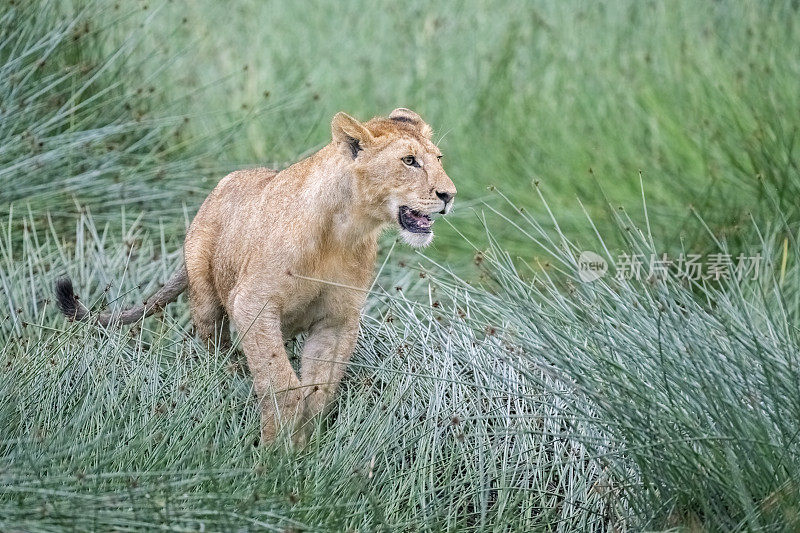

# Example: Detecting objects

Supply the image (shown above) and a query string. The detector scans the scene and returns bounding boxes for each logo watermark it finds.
[578,251,608,282]
[577,252,762,282]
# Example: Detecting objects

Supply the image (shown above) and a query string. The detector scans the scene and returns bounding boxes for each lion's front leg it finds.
[299,315,360,438]
[231,297,303,444]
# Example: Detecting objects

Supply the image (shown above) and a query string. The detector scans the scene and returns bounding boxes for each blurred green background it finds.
[5,0,797,265]
[151,0,800,257]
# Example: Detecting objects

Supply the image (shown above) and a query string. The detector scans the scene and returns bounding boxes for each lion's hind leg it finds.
[188,273,231,352]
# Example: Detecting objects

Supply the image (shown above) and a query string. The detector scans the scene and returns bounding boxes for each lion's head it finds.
[331,108,457,248]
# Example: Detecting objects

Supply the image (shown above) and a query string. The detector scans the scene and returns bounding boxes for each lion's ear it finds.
[332,112,374,158]
[389,108,433,139]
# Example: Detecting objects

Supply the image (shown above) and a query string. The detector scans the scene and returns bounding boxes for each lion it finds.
[55,108,457,444]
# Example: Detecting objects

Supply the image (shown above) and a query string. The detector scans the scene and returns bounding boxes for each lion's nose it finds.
[436,191,454,204]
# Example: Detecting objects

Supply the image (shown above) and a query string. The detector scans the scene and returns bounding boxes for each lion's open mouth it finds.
[398,206,433,234]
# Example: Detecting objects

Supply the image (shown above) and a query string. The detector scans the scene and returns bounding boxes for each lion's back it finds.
[184,167,278,295]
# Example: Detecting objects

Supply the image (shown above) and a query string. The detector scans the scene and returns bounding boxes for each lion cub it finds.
[56,108,457,444]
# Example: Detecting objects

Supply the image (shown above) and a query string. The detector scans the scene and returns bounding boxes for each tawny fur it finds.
[56,108,457,444]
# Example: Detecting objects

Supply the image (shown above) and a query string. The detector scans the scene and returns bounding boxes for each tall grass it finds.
[0,210,620,531]
[3,191,799,530]
[0,1,245,237]
[6,1,799,261]
[137,0,800,259]
[449,192,800,529]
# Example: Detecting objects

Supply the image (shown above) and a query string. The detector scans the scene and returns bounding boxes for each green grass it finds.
[0,210,621,531]
[132,0,800,260]
[5,0,799,261]
[2,0,800,531]
[458,195,800,529]
[4,189,799,530]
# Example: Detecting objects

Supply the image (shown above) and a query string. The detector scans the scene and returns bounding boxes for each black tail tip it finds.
[55,277,80,320]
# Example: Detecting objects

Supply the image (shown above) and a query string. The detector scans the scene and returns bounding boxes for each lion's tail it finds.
[55,265,189,326]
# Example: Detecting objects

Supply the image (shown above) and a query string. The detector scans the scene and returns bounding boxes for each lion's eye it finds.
[436,155,443,161]
[402,155,417,167]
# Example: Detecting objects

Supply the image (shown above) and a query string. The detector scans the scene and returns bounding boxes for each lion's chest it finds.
[278,262,370,339]
[279,285,328,338]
